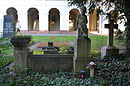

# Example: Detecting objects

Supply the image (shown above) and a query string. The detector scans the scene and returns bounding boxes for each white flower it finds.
[89,62,95,65]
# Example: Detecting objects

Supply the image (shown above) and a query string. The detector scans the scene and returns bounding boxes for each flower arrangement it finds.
[86,62,96,69]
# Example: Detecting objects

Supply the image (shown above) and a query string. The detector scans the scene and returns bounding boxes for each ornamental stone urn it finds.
[11,36,32,48]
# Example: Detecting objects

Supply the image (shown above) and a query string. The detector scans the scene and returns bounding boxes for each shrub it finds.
[59,45,74,54]
[0,37,14,68]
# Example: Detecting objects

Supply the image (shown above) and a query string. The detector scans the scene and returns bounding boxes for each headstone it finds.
[73,6,91,72]
[42,42,59,54]
[3,15,15,37]
[101,11,119,57]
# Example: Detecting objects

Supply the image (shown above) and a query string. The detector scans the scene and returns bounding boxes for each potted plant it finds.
[11,33,32,48]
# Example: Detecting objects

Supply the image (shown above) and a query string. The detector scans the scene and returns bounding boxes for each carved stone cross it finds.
[105,19,118,46]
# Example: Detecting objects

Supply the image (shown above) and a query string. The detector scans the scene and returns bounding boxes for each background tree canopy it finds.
[68,0,130,22]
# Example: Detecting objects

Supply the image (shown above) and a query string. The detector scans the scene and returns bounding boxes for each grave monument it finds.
[73,6,91,72]
[11,36,32,70]
[3,15,15,37]
[101,10,119,57]
[42,42,59,54]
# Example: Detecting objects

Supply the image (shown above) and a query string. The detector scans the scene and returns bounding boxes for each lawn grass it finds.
[90,36,107,52]
[32,36,108,52]
[0,47,14,68]
[32,36,76,42]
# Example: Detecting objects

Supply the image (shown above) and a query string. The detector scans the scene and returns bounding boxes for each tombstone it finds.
[101,11,119,57]
[73,6,91,72]
[3,15,15,37]
[42,42,59,54]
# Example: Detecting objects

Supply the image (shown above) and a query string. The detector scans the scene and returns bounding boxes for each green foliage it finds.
[0,68,106,86]
[95,61,130,85]
[0,37,12,54]
[0,67,14,86]
[59,45,69,54]
[68,0,87,7]
[114,29,130,54]
[0,56,14,68]
[94,55,130,86]
[68,0,130,16]
[16,32,32,37]
[33,50,43,55]
[0,37,14,68]
[114,29,125,44]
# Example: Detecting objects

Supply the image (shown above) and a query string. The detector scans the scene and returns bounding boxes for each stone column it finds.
[60,12,69,31]
[0,11,6,33]
[18,11,28,30]
[39,11,48,31]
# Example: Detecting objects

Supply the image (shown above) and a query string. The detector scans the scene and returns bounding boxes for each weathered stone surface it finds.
[101,46,119,57]
[11,36,31,48]
[3,15,15,37]
[73,58,91,72]
[42,47,59,54]
[28,54,73,72]
[74,37,91,59]
[101,11,119,57]
[14,47,29,69]
[11,36,31,71]
[73,37,91,72]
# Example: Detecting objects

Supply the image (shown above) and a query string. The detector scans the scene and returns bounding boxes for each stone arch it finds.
[6,7,18,30]
[69,9,80,31]
[89,9,99,32]
[48,8,60,31]
[28,8,39,31]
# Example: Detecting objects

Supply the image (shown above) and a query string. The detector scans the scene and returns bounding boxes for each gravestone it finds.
[101,11,119,57]
[73,6,91,72]
[42,42,59,54]
[3,15,15,37]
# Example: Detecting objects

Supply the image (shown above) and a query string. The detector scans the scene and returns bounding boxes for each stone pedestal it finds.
[101,46,119,57]
[73,37,91,72]
[14,47,29,68]
[11,36,31,70]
